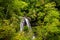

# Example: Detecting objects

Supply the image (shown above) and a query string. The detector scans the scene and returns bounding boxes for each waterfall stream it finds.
[20,17,35,40]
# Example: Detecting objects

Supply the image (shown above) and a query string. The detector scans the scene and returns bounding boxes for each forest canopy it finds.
[0,0,60,40]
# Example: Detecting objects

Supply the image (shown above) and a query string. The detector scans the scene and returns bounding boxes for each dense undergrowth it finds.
[0,0,60,40]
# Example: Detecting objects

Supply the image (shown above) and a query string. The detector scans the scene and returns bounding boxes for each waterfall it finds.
[24,17,32,30]
[20,17,35,40]
[20,17,25,32]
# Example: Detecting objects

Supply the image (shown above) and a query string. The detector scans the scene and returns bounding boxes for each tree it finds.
[0,0,60,40]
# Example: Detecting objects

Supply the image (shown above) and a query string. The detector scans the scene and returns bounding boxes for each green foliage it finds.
[0,26,16,40]
[11,32,33,40]
[0,0,60,40]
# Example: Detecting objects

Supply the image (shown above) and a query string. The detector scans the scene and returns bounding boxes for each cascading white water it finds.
[24,17,31,30]
[20,17,25,32]
[20,17,35,40]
